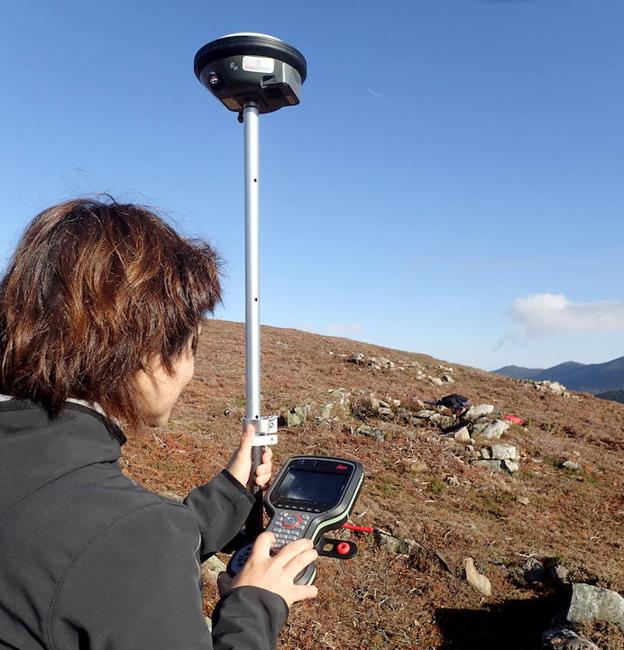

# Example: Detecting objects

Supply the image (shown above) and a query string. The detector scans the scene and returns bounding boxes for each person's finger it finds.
[251,531,275,558]
[290,584,319,602]
[255,473,270,486]
[283,548,318,577]
[261,447,273,463]
[238,423,255,452]
[256,473,271,487]
[272,538,314,566]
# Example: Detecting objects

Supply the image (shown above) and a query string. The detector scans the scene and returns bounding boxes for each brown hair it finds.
[0,197,222,426]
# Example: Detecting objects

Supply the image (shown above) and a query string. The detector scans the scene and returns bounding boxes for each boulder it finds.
[318,402,334,421]
[377,356,395,369]
[502,459,519,473]
[348,352,365,365]
[464,404,495,420]
[473,459,503,471]
[430,413,458,430]
[375,530,417,555]
[542,627,600,649]
[201,555,227,587]
[490,443,518,461]
[355,425,385,442]
[477,420,511,440]
[327,387,350,407]
[285,403,311,427]
[464,557,492,596]
[454,427,471,443]
[566,583,624,628]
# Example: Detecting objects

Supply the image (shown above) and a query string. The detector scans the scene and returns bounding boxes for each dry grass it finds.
[121,320,624,649]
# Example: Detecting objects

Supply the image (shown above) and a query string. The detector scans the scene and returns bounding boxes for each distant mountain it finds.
[596,389,624,404]
[494,356,624,394]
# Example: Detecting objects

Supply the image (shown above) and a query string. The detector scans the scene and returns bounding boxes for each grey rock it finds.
[517,496,530,506]
[430,413,458,430]
[379,399,391,408]
[554,564,569,583]
[355,425,385,442]
[442,373,455,384]
[503,459,519,473]
[328,388,350,407]
[567,583,624,628]
[377,356,395,369]
[473,459,504,471]
[542,627,599,649]
[454,427,471,443]
[393,399,401,407]
[378,407,394,419]
[348,352,365,365]
[464,557,492,596]
[157,490,183,502]
[465,404,495,420]
[414,409,437,419]
[446,475,461,487]
[561,460,581,472]
[480,447,492,459]
[318,402,335,420]
[478,420,511,440]
[523,557,546,583]
[286,403,311,427]
[375,531,417,555]
[201,555,227,586]
[490,443,518,461]
[429,376,445,386]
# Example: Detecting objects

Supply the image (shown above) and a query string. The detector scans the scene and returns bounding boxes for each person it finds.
[0,198,318,650]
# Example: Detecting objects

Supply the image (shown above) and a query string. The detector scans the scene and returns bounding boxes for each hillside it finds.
[121,320,624,649]
[495,357,624,394]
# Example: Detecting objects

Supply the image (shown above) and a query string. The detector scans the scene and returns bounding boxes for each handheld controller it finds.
[228,455,364,584]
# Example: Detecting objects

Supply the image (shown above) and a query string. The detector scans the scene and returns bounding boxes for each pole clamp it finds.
[243,415,279,446]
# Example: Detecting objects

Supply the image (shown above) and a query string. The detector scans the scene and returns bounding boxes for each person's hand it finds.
[229,532,318,607]
[226,424,273,488]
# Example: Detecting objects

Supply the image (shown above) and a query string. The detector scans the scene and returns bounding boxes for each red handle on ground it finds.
[341,523,375,534]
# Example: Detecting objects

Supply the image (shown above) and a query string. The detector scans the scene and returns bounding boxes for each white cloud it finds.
[327,323,364,337]
[512,293,624,334]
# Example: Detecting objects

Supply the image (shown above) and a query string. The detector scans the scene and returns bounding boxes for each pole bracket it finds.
[243,415,279,446]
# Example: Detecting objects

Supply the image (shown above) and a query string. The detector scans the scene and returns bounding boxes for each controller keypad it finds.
[268,511,311,549]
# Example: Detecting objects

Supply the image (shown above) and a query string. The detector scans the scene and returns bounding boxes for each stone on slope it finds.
[566,583,624,628]
[464,404,495,420]
[454,427,471,443]
[348,352,365,365]
[477,419,511,440]
[286,404,311,427]
[490,443,518,461]
[542,627,599,649]
[464,557,492,596]
[375,530,417,555]
[355,425,385,442]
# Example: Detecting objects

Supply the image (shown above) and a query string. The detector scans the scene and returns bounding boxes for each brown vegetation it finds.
[121,320,624,649]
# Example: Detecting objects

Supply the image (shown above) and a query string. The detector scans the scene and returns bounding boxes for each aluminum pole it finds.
[243,102,264,536]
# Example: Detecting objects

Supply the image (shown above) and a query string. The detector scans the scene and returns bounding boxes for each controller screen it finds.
[275,468,349,508]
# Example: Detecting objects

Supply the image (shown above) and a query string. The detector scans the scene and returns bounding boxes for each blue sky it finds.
[1,0,623,370]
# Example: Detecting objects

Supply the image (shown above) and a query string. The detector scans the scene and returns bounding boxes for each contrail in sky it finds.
[366,88,393,104]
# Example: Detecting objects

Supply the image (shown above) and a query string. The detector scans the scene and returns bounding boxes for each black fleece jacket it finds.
[0,399,288,649]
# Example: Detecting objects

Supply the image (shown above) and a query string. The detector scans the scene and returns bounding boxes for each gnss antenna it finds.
[194,33,307,538]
